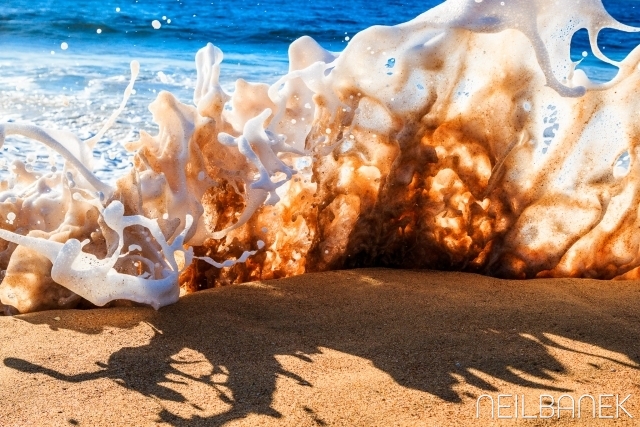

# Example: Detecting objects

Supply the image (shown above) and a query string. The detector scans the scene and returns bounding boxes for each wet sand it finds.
[1,268,639,426]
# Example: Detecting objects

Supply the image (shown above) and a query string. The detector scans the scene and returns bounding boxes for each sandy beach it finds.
[1,268,639,426]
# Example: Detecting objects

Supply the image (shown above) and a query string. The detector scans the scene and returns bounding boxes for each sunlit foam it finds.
[2,0,640,313]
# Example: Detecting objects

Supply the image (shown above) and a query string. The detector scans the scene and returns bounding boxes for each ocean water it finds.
[1,0,640,179]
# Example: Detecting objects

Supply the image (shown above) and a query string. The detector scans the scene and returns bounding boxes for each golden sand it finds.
[1,269,639,426]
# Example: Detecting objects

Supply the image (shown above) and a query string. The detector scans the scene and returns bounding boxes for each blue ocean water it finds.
[1,0,640,177]
[1,0,438,55]
[2,1,639,65]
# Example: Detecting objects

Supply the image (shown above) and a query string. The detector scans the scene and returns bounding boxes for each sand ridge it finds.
[1,269,639,426]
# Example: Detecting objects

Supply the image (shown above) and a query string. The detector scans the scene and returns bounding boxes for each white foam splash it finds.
[2,0,640,313]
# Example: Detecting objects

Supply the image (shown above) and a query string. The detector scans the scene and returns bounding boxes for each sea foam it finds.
[1,0,640,314]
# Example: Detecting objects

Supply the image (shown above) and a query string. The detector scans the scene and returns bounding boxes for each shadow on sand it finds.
[4,268,640,425]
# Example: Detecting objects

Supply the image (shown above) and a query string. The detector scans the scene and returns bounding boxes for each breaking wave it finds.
[2,0,640,314]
